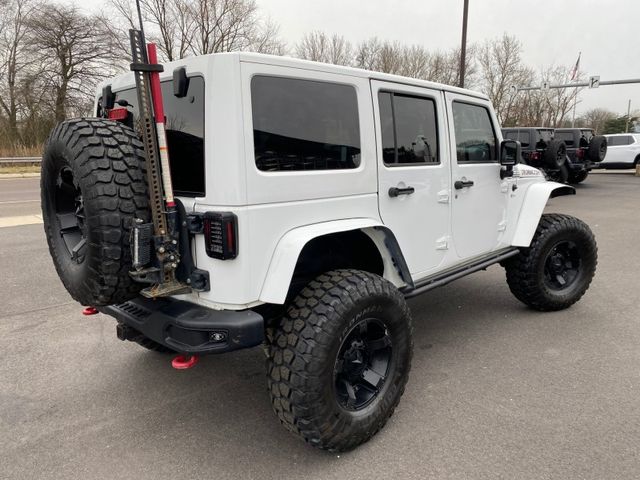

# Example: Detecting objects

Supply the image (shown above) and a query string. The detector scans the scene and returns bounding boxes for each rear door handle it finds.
[454,179,474,189]
[388,186,415,197]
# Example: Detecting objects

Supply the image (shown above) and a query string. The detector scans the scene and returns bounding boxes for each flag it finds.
[570,52,581,80]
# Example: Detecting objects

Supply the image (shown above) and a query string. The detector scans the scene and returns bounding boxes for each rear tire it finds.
[547,163,569,183]
[41,118,149,306]
[568,170,588,184]
[266,269,413,452]
[504,214,597,311]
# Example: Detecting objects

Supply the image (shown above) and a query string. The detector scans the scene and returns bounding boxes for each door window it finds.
[452,102,497,163]
[378,91,439,166]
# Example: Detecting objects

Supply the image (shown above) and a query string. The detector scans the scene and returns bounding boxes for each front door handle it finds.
[454,179,474,189]
[388,186,415,197]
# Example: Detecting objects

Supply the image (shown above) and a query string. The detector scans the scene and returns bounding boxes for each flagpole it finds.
[571,52,581,128]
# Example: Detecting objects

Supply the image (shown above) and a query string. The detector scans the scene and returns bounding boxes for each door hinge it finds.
[436,236,449,250]
[437,189,450,204]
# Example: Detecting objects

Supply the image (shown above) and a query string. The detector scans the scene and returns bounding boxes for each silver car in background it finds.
[601,133,640,169]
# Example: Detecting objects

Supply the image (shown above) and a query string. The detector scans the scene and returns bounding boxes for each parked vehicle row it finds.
[501,127,607,184]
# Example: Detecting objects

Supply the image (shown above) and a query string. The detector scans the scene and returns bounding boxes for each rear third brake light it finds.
[107,107,129,121]
[204,212,238,260]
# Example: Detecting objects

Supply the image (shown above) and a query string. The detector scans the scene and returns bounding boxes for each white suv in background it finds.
[601,133,640,169]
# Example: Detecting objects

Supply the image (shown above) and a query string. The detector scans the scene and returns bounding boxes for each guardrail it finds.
[0,157,41,165]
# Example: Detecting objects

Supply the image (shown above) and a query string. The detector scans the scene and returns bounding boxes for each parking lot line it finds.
[0,214,43,228]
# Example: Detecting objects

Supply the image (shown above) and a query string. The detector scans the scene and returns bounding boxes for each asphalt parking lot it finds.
[1,172,639,480]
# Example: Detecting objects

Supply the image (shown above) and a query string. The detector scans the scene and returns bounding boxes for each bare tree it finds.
[26,3,121,121]
[477,34,531,123]
[110,0,284,61]
[295,31,353,65]
[539,66,583,127]
[0,0,36,145]
[574,108,616,133]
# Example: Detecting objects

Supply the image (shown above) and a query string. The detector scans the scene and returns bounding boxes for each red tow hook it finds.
[172,355,199,370]
[82,306,98,316]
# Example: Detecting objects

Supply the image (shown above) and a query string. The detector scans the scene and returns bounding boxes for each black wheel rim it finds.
[334,318,392,411]
[54,166,86,264]
[543,240,581,291]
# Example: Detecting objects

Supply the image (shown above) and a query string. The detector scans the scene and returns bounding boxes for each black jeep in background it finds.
[555,128,607,183]
[502,127,568,183]
[502,127,607,184]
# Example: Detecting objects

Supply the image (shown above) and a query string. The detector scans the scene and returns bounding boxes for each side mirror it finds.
[500,139,521,178]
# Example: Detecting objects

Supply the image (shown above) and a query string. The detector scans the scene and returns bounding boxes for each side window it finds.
[251,76,361,172]
[378,91,439,166]
[452,102,497,163]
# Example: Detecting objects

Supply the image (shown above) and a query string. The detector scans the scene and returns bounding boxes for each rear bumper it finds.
[566,159,594,172]
[99,297,264,355]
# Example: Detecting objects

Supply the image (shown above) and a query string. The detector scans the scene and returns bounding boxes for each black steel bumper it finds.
[99,297,264,355]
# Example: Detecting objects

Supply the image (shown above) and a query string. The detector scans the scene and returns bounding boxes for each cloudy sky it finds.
[73,0,640,116]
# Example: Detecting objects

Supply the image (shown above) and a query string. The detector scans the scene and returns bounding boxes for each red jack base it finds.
[82,306,98,316]
[171,355,199,370]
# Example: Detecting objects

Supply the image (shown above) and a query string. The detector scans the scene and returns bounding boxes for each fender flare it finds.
[259,218,411,304]
[511,182,575,247]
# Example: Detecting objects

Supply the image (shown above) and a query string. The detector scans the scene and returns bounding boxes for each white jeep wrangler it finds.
[41,48,597,452]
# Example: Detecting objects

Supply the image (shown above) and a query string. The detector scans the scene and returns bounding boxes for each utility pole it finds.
[459,0,469,88]
[625,99,631,133]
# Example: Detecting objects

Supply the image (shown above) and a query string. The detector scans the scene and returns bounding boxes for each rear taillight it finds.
[107,107,129,121]
[204,212,238,260]
[576,148,585,159]
[529,151,541,161]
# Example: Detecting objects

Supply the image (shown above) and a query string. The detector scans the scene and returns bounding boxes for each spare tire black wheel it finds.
[588,136,607,162]
[543,140,567,168]
[41,118,150,306]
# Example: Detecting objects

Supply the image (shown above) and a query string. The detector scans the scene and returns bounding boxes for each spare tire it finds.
[41,118,150,306]
[588,136,607,162]
[543,140,567,168]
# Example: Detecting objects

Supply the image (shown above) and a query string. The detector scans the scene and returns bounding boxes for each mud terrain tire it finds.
[504,214,597,311]
[41,118,149,306]
[267,269,413,452]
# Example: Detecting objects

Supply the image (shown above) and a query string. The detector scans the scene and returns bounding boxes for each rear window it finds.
[112,77,205,197]
[538,129,554,142]
[503,130,531,148]
[581,130,594,142]
[555,131,575,147]
[251,75,361,172]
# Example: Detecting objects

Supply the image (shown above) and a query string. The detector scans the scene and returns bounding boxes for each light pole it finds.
[459,0,469,88]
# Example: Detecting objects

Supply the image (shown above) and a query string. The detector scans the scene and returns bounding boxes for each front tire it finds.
[568,170,588,184]
[504,214,597,311]
[266,269,413,452]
